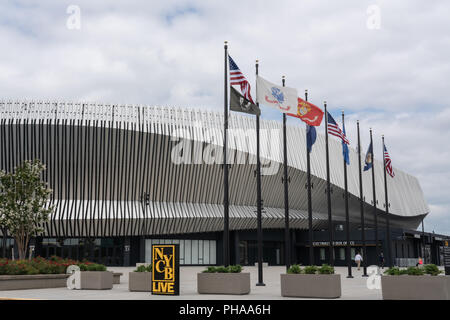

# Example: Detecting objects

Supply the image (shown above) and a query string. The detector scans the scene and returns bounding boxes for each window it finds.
[145,239,217,265]
[320,248,326,261]
[339,248,345,260]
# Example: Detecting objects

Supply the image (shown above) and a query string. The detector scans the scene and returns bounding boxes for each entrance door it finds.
[239,241,248,265]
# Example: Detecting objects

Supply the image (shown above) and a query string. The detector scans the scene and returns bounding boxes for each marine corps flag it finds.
[256,75,298,113]
[288,98,324,126]
[230,86,260,115]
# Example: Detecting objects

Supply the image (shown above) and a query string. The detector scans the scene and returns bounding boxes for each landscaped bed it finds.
[129,264,152,292]
[197,265,250,295]
[381,264,449,300]
[0,256,109,291]
[280,264,341,299]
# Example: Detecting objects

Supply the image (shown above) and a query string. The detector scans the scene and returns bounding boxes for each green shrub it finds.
[287,264,302,274]
[215,266,229,273]
[318,264,334,274]
[0,257,104,275]
[385,266,426,276]
[202,266,217,273]
[405,266,424,276]
[384,267,401,275]
[135,265,152,272]
[227,265,242,273]
[399,269,408,275]
[77,262,107,272]
[202,265,242,273]
[423,264,441,276]
[303,266,318,274]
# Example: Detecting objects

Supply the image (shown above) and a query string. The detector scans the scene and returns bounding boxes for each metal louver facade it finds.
[0,100,428,238]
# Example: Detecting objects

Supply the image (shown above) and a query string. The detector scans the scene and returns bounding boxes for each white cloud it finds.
[0,0,449,233]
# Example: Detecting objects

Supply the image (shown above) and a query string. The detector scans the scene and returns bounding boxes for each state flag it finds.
[363,141,373,171]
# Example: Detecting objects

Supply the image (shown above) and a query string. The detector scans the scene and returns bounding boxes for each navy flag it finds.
[306,124,316,153]
[363,141,373,171]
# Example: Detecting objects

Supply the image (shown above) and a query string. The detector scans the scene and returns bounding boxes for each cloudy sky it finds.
[1,1,449,234]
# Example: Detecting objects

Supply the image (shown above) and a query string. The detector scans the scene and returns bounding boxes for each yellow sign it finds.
[445,240,448,247]
[152,244,179,295]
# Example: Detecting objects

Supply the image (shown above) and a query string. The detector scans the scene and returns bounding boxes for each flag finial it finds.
[224,41,228,45]
[305,89,308,94]
[357,120,359,124]
[282,75,285,79]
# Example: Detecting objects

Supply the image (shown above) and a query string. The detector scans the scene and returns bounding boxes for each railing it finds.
[395,258,419,267]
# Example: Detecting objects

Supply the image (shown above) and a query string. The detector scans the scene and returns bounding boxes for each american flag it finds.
[327,112,349,144]
[384,145,395,178]
[228,55,254,103]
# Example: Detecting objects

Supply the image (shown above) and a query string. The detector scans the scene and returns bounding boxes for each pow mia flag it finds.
[230,86,260,116]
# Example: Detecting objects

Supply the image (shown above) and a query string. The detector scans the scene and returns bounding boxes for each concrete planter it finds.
[128,272,152,292]
[79,271,113,290]
[280,274,342,299]
[381,275,450,300]
[197,273,250,295]
[113,272,123,284]
[0,274,70,291]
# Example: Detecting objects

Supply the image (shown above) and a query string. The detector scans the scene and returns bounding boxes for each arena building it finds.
[0,101,446,266]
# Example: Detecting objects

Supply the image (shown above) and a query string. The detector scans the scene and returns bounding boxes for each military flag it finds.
[256,76,298,114]
[230,86,260,115]
[288,98,324,126]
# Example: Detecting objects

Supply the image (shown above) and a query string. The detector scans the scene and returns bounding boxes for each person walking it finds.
[416,256,423,267]
[379,252,385,269]
[355,252,363,270]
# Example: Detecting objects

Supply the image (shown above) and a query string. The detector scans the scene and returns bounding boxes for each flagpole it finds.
[223,41,230,267]
[306,90,314,266]
[370,128,379,262]
[282,76,291,271]
[342,111,353,278]
[357,120,368,276]
[421,217,425,262]
[324,102,334,266]
[382,135,392,267]
[255,59,265,286]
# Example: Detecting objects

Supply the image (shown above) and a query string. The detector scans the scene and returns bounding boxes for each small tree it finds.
[0,159,53,260]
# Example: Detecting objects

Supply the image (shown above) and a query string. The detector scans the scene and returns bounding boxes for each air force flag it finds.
[256,76,298,114]
[364,141,373,171]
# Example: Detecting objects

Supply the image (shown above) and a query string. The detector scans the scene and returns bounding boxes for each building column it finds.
[234,231,240,265]
[139,236,146,263]
[291,231,297,264]
[123,237,131,266]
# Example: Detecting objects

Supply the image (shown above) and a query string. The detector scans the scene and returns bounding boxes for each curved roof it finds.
[0,100,429,235]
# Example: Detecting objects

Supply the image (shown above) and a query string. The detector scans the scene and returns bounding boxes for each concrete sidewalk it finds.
[0,266,382,300]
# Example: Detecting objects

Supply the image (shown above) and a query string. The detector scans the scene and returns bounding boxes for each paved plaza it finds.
[0,266,387,300]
